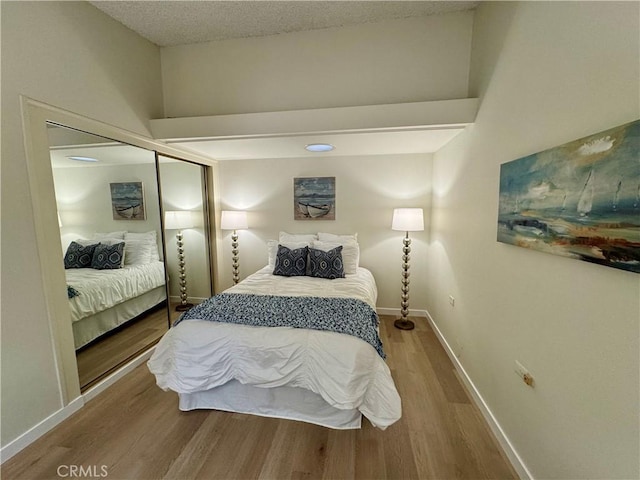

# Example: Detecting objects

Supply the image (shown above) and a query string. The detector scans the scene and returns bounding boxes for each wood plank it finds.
[354,423,387,480]
[418,328,470,404]
[322,429,356,480]
[258,421,297,479]
[76,306,169,390]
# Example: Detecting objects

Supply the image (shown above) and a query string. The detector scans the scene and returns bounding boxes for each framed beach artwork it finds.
[497,119,639,273]
[294,177,335,220]
[110,182,146,220]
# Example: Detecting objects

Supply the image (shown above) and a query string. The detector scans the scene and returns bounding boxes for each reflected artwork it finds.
[110,182,146,220]
[497,120,640,273]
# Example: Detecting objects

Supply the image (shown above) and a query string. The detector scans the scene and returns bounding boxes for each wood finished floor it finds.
[3,315,518,480]
[76,306,170,390]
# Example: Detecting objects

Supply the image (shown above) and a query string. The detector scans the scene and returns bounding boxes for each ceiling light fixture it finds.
[67,155,99,162]
[305,143,334,152]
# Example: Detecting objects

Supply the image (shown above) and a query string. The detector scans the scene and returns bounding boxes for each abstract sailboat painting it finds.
[497,120,640,273]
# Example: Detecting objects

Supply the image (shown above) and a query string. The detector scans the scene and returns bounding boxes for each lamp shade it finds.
[392,208,424,232]
[57,212,63,227]
[164,210,194,230]
[221,210,248,230]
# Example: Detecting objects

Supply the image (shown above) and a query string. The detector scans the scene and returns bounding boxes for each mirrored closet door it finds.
[47,123,170,391]
[158,155,212,321]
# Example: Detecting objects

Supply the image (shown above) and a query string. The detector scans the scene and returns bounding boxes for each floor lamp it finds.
[164,210,195,311]
[221,210,248,284]
[391,208,424,330]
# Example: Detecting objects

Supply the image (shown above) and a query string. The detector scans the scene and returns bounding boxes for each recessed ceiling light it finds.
[67,155,99,162]
[305,143,334,152]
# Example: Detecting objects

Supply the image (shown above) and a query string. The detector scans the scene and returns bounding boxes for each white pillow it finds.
[130,231,160,261]
[267,240,279,267]
[317,232,358,243]
[267,239,309,268]
[312,239,359,275]
[124,231,158,265]
[75,237,120,246]
[279,232,317,244]
[92,231,126,240]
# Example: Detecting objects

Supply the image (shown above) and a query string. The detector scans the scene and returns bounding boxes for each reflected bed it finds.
[67,261,166,349]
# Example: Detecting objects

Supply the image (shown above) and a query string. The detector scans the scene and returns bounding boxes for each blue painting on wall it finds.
[497,120,640,273]
[110,182,146,220]
[294,177,335,220]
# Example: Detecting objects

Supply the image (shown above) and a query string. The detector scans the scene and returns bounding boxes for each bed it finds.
[147,263,402,430]
[67,261,167,349]
[64,231,167,350]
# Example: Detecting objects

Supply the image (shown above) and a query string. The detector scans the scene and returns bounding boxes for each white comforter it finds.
[148,266,402,429]
[66,261,166,322]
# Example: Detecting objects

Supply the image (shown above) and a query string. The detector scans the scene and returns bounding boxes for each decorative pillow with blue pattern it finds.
[64,241,99,269]
[273,244,308,277]
[91,242,125,270]
[309,245,345,279]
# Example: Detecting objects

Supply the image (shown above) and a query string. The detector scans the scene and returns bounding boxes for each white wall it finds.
[161,12,473,116]
[53,164,163,253]
[217,154,432,310]
[428,2,639,479]
[159,160,212,301]
[162,11,474,307]
[1,1,162,449]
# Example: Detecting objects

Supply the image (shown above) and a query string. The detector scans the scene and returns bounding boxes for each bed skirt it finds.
[178,380,363,430]
[73,286,167,349]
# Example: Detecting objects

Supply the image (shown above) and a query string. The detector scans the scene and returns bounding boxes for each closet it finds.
[47,123,213,391]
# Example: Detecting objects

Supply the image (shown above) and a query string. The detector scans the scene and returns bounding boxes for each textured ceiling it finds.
[90,1,479,47]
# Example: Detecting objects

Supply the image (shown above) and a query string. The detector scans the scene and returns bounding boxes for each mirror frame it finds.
[21,96,219,405]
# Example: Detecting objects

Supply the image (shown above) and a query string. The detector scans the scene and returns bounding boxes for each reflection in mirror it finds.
[158,155,212,321]
[47,123,169,391]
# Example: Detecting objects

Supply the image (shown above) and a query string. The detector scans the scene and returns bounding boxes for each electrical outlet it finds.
[515,360,535,387]
[448,295,455,306]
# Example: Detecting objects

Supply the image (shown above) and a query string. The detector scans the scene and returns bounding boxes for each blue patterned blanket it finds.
[175,293,385,359]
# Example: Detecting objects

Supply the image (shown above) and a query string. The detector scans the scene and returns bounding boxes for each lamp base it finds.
[176,303,194,312]
[394,318,415,330]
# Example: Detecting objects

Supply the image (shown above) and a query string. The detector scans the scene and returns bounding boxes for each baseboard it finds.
[169,295,207,304]
[376,307,428,318]
[424,310,533,480]
[0,348,156,464]
[0,396,84,464]
[83,346,155,403]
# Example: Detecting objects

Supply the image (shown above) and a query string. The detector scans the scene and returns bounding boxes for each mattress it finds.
[148,266,402,429]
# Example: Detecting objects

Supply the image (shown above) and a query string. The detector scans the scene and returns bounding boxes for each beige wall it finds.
[1,1,163,447]
[162,11,474,309]
[159,160,212,301]
[161,12,474,116]
[53,163,162,253]
[428,2,639,478]
[216,154,432,309]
